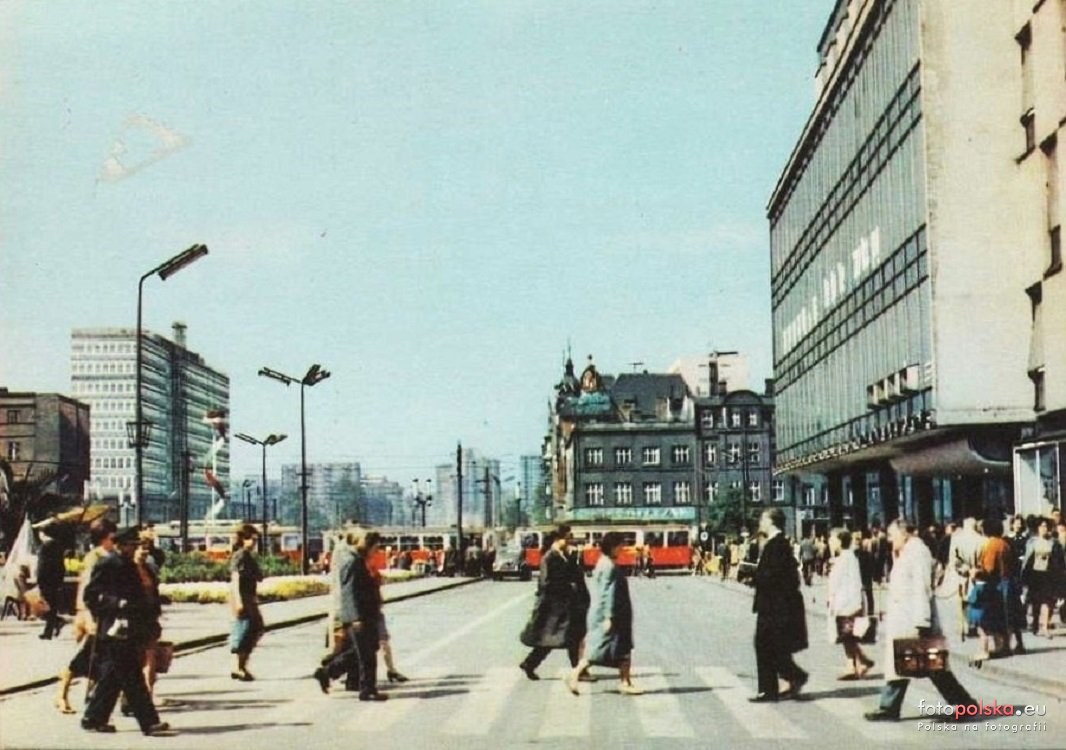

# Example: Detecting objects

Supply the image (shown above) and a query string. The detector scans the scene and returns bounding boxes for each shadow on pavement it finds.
[168,721,313,735]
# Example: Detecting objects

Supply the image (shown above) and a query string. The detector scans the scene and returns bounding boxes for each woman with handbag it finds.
[865,520,977,722]
[827,528,874,680]
[228,524,264,681]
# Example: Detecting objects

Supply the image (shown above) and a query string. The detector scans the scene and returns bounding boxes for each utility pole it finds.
[456,442,464,563]
[484,465,492,527]
[180,451,192,553]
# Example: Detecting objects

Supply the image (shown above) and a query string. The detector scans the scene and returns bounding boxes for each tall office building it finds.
[71,324,229,523]
[767,0,1061,527]
[279,462,361,531]
[519,454,548,526]
[433,449,501,530]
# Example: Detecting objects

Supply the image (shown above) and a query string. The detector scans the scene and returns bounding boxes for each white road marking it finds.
[631,665,695,737]
[538,667,591,737]
[697,666,807,739]
[441,666,522,736]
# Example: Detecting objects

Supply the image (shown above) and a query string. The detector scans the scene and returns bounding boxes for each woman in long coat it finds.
[567,531,641,695]
[519,527,587,679]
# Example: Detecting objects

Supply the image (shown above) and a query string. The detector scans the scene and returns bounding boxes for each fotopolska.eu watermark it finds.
[916,699,1048,733]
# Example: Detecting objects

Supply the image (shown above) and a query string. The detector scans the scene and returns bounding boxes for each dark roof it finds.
[609,373,690,416]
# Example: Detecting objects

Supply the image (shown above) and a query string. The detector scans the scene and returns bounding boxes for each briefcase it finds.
[893,635,949,678]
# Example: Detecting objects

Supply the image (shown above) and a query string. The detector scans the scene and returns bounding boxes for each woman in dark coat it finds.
[567,531,641,695]
[518,526,587,679]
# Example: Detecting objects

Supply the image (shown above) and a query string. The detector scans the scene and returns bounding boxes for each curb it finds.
[0,576,482,698]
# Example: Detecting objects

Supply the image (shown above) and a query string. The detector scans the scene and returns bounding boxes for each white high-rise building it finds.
[71,323,229,523]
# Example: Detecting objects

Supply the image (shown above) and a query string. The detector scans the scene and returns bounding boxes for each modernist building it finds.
[519,454,549,526]
[545,356,783,528]
[359,475,404,527]
[279,462,361,531]
[768,0,1055,528]
[433,449,502,530]
[0,389,91,499]
[71,324,229,523]
[1012,0,1066,517]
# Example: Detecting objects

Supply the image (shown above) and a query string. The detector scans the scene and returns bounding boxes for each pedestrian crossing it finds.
[250,661,989,744]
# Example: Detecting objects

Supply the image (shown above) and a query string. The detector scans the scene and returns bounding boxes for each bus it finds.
[516,522,694,572]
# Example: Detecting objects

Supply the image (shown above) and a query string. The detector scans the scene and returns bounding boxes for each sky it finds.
[0,0,831,487]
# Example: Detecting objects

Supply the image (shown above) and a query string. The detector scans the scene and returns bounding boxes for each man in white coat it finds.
[864,520,977,721]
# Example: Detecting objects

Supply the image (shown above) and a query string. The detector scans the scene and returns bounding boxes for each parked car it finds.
[492,545,532,581]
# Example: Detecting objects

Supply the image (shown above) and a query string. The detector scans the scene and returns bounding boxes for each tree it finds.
[705,487,761,539]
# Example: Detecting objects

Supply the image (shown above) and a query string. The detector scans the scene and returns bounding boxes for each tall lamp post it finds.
[241,479,253,520]
[412,478,433,527]
[134,244,209,525]
[258,364,330,574]
[235,432,287,554]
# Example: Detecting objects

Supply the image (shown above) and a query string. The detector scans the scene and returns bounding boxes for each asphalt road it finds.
[1,576,1063,750]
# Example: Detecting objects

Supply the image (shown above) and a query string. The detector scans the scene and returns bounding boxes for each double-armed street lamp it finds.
[235,432,288,554]
[258,364,330,573]
[241,479,253,520]
[412,478,433,527]
[132,244,209,526]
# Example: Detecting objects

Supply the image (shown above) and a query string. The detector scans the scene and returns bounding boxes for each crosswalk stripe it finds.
[340,666,454,732]
[697,666,807,740]
[817,696,912,742]
[632,666,696,737]
[441,666,521,736]
[538,668,591,738]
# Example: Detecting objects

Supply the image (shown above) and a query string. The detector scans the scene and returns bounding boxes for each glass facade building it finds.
[71,325,229,523]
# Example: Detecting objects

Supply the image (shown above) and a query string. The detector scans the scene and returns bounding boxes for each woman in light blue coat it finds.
[566,532,642,695]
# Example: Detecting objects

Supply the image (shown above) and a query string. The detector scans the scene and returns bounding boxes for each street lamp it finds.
[235,432,288,554]
[134,243,209,526]
[258,364,330,574]
[412,478,432,527]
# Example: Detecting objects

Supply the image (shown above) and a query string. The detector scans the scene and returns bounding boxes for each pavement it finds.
[698,571,1066,700]
[0,573,480,696]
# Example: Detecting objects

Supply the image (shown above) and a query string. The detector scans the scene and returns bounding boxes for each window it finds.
[706,482,719,504]
[643,483,662,505]
[728,443,741,464]
[584,483,605,506]
[613,482,633,506]
[773,480,786,503]
[700,411,714,430]
[748,443,760,464]
[672,445,690,464]
[1030,368,1046,411]
[642,447,660,466]
[704,444,718,465]
[7,442,20,461]
[730,480,742,491]
[731,411,742,427]
[673,481,692,505]
[614,447,631,466]
[5,410,17,424]
[749,481,761,502]
[1048,226,1062,277]
[748,410,759,427]
[1022,110,1036,154]
[584,447,603,467]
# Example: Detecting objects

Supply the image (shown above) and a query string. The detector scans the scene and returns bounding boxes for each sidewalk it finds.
[702,572,1066,700]
[0,574,479,696]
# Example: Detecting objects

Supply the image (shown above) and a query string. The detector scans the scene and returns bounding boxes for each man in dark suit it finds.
[81,526,170,736]
[315,529,386,701]
[750,509,808,703]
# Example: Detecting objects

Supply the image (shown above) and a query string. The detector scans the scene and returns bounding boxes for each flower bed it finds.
[161,568,424,604]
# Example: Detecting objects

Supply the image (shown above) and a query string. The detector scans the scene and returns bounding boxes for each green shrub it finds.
[158,553,299,583]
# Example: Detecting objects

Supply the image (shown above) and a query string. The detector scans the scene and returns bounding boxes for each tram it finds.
[515,522,694,571]
[154,520,305,564]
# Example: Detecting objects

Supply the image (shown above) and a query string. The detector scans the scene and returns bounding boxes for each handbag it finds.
[152,641,175,674]
[893,635,949,678]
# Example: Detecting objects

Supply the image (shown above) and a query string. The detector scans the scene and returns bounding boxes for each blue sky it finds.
[1,0,830,484]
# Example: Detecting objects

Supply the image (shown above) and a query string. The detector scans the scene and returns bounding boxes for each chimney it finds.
[764,378,775,396]
[707,359,720,395]
[172,321,187,349]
